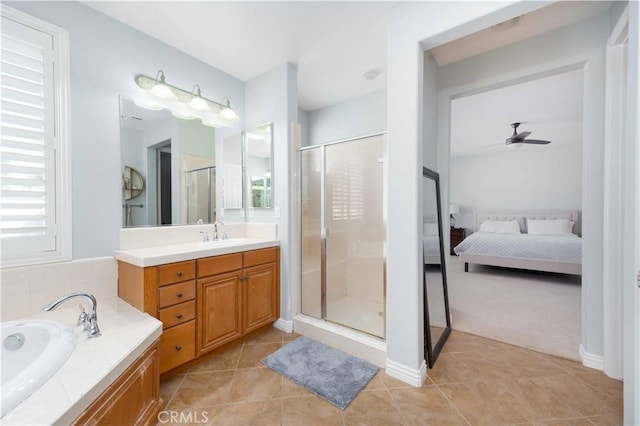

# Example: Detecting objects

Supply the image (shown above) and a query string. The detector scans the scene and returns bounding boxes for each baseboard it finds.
[274,318,294,333]
[385,358,426,387]
[579,344,604,371]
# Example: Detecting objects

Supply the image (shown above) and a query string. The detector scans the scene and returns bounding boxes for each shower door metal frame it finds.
[299,132,387,339]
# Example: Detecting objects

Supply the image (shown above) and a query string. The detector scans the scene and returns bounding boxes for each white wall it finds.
[5,1,245,259]
[245,62,298,326]
[297,108,310,147]
[450,143,583,231]
[437,11,610,361]
[307,90,386,145]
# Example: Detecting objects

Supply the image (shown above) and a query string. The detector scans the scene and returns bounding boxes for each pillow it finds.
[423,222,438,236]
[527,219,575,235]
[478,220,521,234]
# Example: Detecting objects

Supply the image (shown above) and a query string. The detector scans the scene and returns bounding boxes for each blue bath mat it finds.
[262,336,378,410]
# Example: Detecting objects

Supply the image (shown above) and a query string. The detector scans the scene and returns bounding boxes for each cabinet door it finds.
[242,262,278,334]
[73,343,160,426]
[197,272,242,355]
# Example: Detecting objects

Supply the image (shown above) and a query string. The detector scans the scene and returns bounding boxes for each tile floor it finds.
[160,328,623,425]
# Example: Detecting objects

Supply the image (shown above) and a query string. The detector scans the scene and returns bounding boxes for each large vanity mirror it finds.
[120,95,244,227]
[245,123,273,209]
[422,167,451,368]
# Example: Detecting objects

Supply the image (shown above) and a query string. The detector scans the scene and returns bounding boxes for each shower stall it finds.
[300,134,386,339]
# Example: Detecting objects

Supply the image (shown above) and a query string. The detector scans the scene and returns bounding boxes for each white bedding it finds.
[453,232,582,265]
[423,235,441,264]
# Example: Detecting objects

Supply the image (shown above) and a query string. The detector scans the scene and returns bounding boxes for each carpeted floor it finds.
[447,255,582,361]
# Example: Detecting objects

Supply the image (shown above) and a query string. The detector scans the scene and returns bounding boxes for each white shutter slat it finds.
[1,74,44,96]
[2,98,44,119]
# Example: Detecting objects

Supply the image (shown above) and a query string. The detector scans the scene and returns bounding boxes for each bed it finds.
[453,210,582,275]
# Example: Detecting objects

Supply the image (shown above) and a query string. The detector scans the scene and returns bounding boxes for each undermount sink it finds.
[1,320,77,418]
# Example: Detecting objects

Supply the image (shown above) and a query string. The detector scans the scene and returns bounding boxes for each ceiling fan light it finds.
[508,142,523,149]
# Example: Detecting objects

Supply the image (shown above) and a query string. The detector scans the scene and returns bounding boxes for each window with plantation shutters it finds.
[1,8,70,267]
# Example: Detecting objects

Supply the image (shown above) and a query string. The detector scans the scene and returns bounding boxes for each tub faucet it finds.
[43,292,101,338]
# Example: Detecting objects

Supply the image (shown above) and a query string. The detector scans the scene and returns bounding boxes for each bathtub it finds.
[1,320,76,418]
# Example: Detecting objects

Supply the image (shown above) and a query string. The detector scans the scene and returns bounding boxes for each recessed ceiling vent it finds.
[490,16,522,32]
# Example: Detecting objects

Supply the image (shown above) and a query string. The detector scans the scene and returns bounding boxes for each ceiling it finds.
[450,68,584,157]
[86,1,610,112]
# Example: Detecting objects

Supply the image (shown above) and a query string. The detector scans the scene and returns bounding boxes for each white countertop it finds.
[113,238,280,267]
[2,298,162,425]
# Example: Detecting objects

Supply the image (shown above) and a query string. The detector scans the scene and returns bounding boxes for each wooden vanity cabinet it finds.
[197,247,279,355]
[118,246,279,373]
[119,260,197,373]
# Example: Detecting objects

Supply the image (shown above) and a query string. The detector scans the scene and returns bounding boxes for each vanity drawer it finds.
[159,320,195,373]
[198,253,242,278]
[244,247,277,268]
[158,281,195,308]
[158,261,196,286]
[158,300,196,329]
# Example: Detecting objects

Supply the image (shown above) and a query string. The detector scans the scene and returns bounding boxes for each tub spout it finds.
[43,292,101,338]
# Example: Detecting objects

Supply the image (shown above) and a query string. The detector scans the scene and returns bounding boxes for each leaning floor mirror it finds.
[422,167,452,368]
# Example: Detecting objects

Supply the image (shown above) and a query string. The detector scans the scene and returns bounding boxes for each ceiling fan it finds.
[505,122,552,147]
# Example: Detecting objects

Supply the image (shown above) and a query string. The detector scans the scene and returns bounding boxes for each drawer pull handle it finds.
[175,345,182,351]
[176,313,182,319]
[177,271,183,277]
[177,292,183,298]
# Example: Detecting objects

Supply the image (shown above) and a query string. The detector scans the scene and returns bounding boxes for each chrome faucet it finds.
[213,220,227,240]
[43,292,101,338]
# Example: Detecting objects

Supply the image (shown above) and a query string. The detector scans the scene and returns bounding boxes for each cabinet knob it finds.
[177,271,183,277]
[177,292,183,298]
[176,313,182,319]
[175,345,182,351]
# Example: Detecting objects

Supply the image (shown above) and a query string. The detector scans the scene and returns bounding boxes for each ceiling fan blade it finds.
[513,131,531,140]
[522,139,551,145]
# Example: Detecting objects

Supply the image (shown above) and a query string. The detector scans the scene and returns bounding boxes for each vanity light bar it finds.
[134,71,239,127]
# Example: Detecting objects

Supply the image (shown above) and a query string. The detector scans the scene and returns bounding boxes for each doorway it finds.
[157,146,172,225]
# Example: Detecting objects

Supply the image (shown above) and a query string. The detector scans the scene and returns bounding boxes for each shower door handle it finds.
[321,228,329,239]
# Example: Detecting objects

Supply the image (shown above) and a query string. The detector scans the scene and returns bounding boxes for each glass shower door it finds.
[324,136,384,337]
[300,148,323,319]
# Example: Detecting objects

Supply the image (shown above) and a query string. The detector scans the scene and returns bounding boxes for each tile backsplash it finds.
[0,257,118,321]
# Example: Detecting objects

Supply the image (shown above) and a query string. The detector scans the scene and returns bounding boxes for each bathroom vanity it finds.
[115,240,280,373]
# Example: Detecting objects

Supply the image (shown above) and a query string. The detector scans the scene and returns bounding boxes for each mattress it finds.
[453,232,582,264]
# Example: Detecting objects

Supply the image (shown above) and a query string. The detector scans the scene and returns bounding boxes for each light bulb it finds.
[188,85,211,112]
[149,70,176,101]
[508,142,523,149]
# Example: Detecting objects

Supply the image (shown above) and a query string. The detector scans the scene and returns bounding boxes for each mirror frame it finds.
[423,166,452,368]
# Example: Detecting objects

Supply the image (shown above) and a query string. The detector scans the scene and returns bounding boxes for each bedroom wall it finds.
[450,142,583,233]
[307,90,386,145]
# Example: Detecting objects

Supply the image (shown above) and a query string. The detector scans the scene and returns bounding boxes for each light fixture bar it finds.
[134,73,229,114]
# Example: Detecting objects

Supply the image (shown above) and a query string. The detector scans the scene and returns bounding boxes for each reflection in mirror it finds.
[422,167,451,368]
[222,133,243,209]
[120,95,217,227]
[245,123,273,209]
[123,165,144,201]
